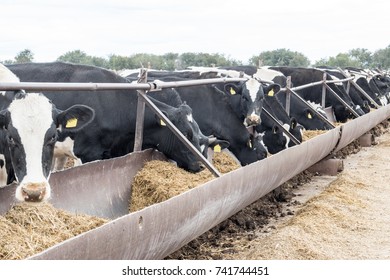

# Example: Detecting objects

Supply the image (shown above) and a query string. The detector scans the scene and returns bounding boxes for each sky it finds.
[1,0,389,65]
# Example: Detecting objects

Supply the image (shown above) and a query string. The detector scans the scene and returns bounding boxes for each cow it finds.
[126,66,266,127]
[6,62,229,174]
[136,68,296,155]
[257,87,304,153]
[227,66,334,130]
[0,63,95,202]
[316,67,371,113]
[125,71,270,164]
[269,66,365,123]
[345,67,389,106]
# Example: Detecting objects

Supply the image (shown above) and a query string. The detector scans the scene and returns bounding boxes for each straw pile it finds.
[0,202,108,260]
[241,173,377,259]
[130,151,240,212]
[302,129,327,141]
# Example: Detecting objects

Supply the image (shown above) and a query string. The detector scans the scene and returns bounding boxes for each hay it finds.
[0,202,108,260]
[302,129,327,141]
[130,151,240,212]
[241,172,385,260]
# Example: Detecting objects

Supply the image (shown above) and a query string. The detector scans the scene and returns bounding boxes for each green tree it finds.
[57,50,109,68]
[175,52,240,69]
[14,49,34,63]
[249,49,310,67]
[372,45,390,69]
[57,50,88,64]
[348,48,372,68]
[313,53,361,68]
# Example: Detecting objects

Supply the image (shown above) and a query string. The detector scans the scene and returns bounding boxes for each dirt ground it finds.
[167,121,390,260]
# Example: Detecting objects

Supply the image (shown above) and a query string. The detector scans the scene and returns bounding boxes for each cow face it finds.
[0,93,94,202]
[151,103,207,172]
[224,79,267,127]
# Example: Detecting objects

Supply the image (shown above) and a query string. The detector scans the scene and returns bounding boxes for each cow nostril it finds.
[21,184,47,202]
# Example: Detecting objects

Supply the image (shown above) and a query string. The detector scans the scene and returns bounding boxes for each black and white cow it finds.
[344,67,389,107]
[316,66,371,114]
[233,66,334,130]
[123,68,267,165]
[138,67,295,155]
[127,66,266,127]
[6,62,225,174]
[0,63,95,202]
[269,66,365,123]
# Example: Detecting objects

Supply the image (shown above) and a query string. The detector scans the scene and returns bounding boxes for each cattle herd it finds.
[0,62,389,204]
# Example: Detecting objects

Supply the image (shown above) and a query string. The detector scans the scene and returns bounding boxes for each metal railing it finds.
[0,75,247,178]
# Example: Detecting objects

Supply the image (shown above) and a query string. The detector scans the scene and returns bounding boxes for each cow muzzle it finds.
[245,114,261,126]
[16,182,50,202]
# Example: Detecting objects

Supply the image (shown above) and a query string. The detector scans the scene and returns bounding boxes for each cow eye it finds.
[7,136,15,146]
[47,134,58,144]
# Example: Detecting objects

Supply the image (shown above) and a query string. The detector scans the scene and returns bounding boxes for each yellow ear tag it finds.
[213,144,222,153]
[307,113,312,119]
[160,119,166,126]
[248,141,253,148]
[268,89,274,96]
[66,118,78,128]
[230,87,236,95]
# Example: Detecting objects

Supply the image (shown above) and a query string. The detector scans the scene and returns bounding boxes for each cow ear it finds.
[290,117,298,129]
[224,83,240,95]
[56,105,95,132]
[272,125,280,134]
[0,110,10,130]
[209,139,230,152]
[305,109,314,119]
[155,110,169,127]
[264,84,281,97]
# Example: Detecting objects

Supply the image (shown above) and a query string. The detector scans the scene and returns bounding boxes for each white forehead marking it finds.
[187,113,193,123]
[8,93,54,183]
[246,78,261,102]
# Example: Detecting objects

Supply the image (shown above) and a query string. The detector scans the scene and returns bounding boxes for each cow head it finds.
[148,101,208,173]
[0,93,95,202]
[223,79,268,127]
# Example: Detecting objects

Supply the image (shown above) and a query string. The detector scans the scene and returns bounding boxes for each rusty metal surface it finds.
[29,128,341,259]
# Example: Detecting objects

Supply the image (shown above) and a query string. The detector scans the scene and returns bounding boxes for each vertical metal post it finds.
[133,69,148,151]
[336,67,381,109]
[322,72,327,108]
[286,76,292,116]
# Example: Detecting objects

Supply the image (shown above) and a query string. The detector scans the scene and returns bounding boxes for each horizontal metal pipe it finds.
[324,76,354,84]
[0,77,247,91]
[285,76,353,92]
[289,80,323,92]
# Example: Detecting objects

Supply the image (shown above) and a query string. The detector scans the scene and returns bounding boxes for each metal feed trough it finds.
[0,76,390,259]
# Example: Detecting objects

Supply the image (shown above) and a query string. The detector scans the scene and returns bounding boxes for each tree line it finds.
[2,45,390,70]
